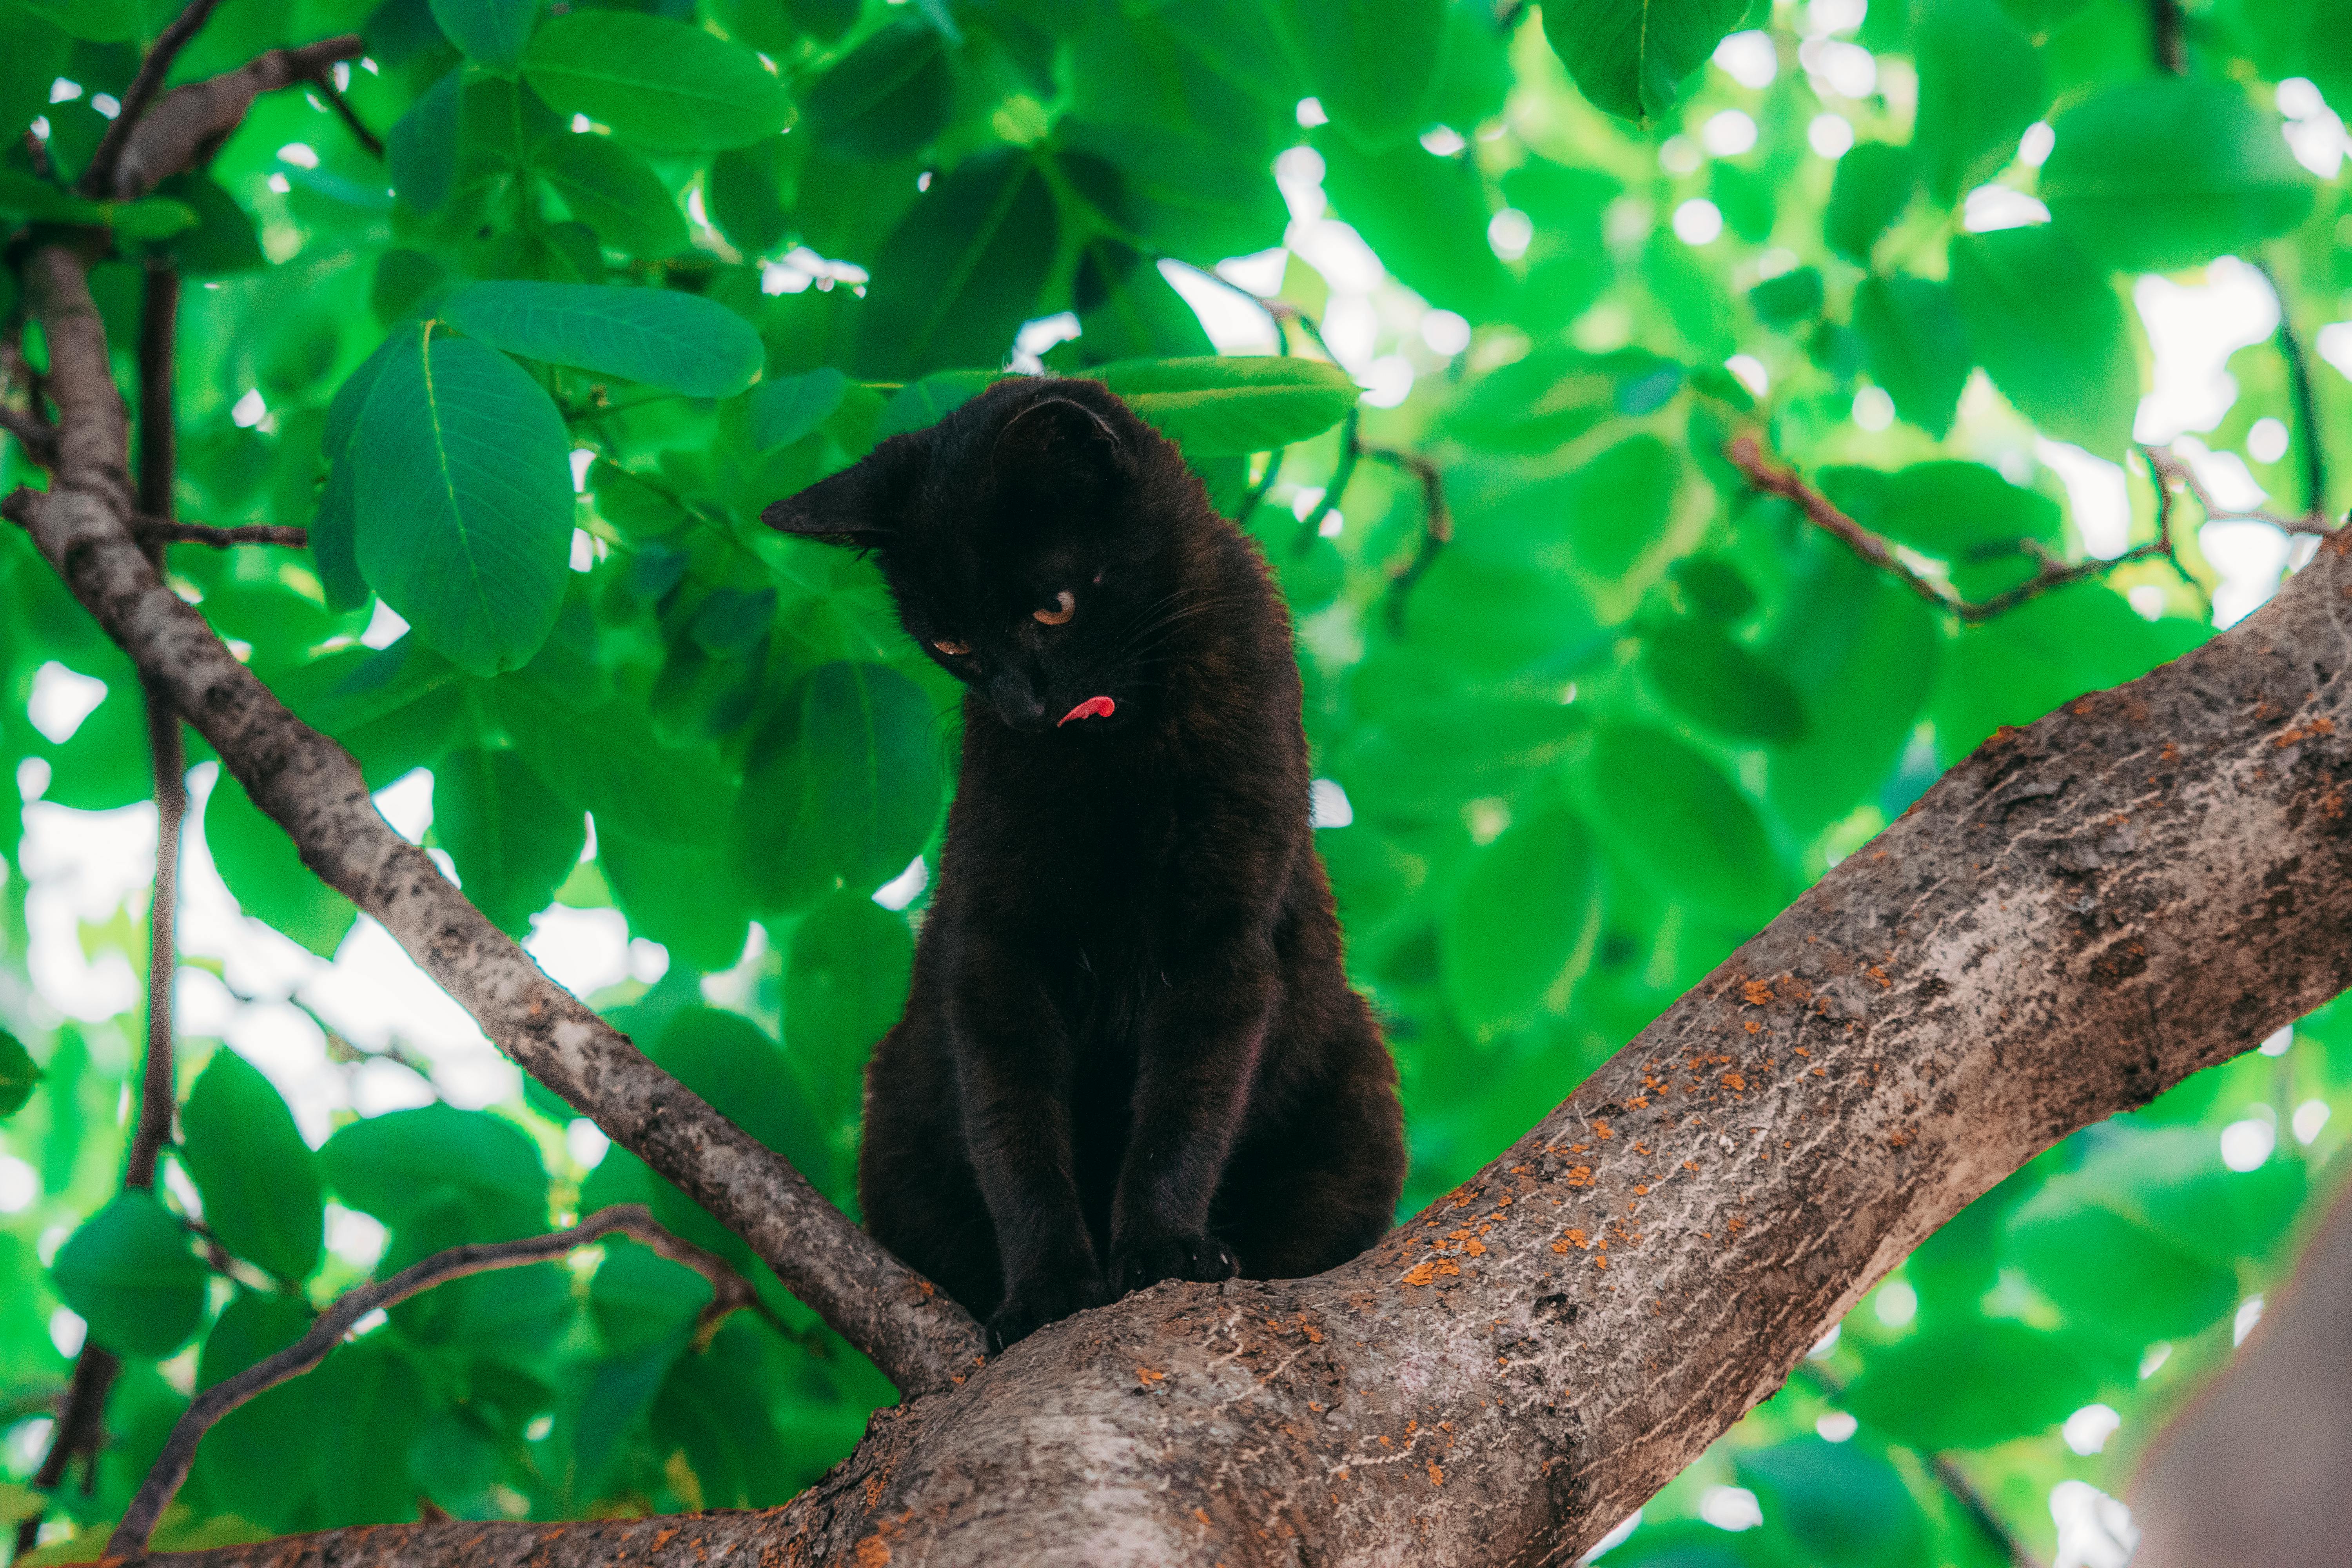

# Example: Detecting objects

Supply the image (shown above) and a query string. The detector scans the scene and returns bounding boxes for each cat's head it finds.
[763,376,1199,735]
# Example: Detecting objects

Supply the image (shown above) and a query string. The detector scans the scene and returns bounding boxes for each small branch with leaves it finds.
[106,1205,780,1559]
[1726,433,2210,624]
[2143,445,2336,537]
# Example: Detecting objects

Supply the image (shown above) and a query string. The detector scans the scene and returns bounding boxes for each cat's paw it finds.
[985,1272,1110,1354]
[1111,1234,1240,1296]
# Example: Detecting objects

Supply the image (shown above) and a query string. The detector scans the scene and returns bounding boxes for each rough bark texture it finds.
[105,481,2352,1564]
[9,243,985,1399]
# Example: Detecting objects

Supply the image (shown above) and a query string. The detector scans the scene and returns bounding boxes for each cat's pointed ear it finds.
[994,396,1123,485]
[761,459,893,546]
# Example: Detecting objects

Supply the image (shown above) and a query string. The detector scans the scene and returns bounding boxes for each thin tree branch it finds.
[107,1205,778,1559]
[2144,445,2335,535]
[76,0,232,199]
[136,518,310,549]
[308,76,385,161]
[0,406,56,466]
[1363,443,1451,632]
[1727,434,2209,624]
[1294,408,1360,554]
[1800,1361,2043,1568]
[101,36,367,201]
[9,241,984,1397]
[2254,258,2328,519]
[10,1348,118,1561]
[2151,0,2185,74]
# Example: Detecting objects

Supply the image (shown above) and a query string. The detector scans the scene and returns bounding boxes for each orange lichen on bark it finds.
[1566,1166,1593,1187]
[1403,1261,1437,1286]
[1136,1367,1166,1388]
[1742,980,1775,1006]
[1428,1463,1445,1486]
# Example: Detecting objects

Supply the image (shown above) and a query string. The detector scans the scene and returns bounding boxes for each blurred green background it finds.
[3,0,2350,1563]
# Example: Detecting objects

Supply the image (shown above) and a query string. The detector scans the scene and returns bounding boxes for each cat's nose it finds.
[987,671,1050,731]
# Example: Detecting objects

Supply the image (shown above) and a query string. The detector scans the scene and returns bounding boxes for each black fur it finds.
[764,376,1406,1352]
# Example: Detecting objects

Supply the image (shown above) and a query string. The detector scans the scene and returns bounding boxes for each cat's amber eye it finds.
[934,639,970,656]
[1033,590,1076,626]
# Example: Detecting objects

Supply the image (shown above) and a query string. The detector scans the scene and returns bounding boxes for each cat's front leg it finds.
[951,961,1110,1351]
[1108,950,1273,1294]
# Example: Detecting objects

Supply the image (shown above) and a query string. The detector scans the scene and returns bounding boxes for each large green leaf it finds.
[1089,357,1360,456]
[1319,134,1513,319]
[785,890,913,1125]
[532,130,688,257]
[733,661,945,914]
[205,773,359,958]
[433,746,586,938]
[191,1290,323,1530]
[353,324,574,677]
[600,828,754,973]
[1842,1318,2118,1449]
[751,368,851,452]
[1949,225,2140,454]
[499,688,735,848]
[801,17,953,159]
[320,1103,549,1233]
[1766,554,1942,834]
[443,281,763,397]
[1853,275,1972,440]
[1273,0,1447,151]
[2041,76,2316,272]
[1911,0,2047,203]
[1441,809,1603,1043]
[1640,622,1809,744]
[1824,143,1915,264]
[1539,0,1748,123]
[51,1191,211,1359]
[853,149,1058,378]
[180,1050,325,1284]
[1734,1439,1926,1567]
[1585,724,1781,924]
[0,1029,37,1120]
[522,11,793,150]
[430,0,539,76]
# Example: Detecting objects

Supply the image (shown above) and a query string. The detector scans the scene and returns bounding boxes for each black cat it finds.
[763,375,1405,1352]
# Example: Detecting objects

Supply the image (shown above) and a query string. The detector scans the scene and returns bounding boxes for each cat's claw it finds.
[1111,1234,1240,1296]
[985,1274,1111,1354]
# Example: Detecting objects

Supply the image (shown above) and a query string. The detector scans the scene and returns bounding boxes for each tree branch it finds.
[76,0,232,199]
[8,241,984,1398]
[0,406,57,466]
[108,1205,777,1559]
[2144,445,2335,536]
[1363,443,1451,632]
[2255,258,2328,520]
[1727,433,2212,622]
[135,518,310,549]
[99,36,367,201]
[307,76,385,161]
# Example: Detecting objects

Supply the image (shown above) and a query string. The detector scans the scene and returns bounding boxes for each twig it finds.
[2254,259,2328,519]
[101,35,367,200]
[2143,445,2335,535]
[1293,408,1361,554]
[11,1349,118,1559]
[2151,0,2185,74]
[138,518,310,548]
[1727,434,2206,624]
[1364,445,1451,633]
[76,0,232,198]
[0,406,56,465]
[309,77,385,161]
[1800,1361,2042,1568]
[107,1205,779,1559]
[1233,445,1283,527]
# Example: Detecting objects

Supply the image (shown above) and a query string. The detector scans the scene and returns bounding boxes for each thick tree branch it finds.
[99,36,366,201]
[12,241,984,1397]
[1729,434,2212,621]
[109,1205,771,1559]
[125,417,2352,1565]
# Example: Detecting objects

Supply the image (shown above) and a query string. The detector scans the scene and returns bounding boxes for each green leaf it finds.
[532,130,688,257]
[499,689,735,848]
[1641,622,1809,744]
[180,1050,325,1284]
[785,890,913,1125]
[1274,0,1447,151]
[876,370,999,439]
[1441,809,1603,1043]
[802,17,953,159]
[205,773,359,958]
[1843,1318,2117,1448]
[353,324,574,677]
[522,11,793,151]
[108,198,198,240]
[1585,724,1781,924]
[0,7,72,146]
[1824,459,2061,558]
[2041,76,2316,272]
[1540,0,1748,123]
[1331,701,1586,823]
[1089,357,1360,457]
[320,1103,549,1233]
[751,367,851,452]
[430,0,539,76]
[600,828,753,972]
[853,148,1058,378]
[1853,274,1972,440]
[191,1290,321,1529]
[1060,125,1287,265]
[1949,225,2140,454]
[443,281,762,397]
[434,746,586,938]
[0,1029,39,1120]
[1766,554,1942,834]
[1735,1439,1926,1566]
[19,0,138,40]
[1911,0,2047,204]
[51,1191,211,1359]
[706,140,791,256]
[733,661,945,914]
[648,1007,834,1217]
[1319,134,1514,319]
[1824,142,1915,263]
[388,67,462,216]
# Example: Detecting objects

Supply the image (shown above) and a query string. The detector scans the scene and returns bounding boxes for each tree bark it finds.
[111,517,2352,1566]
